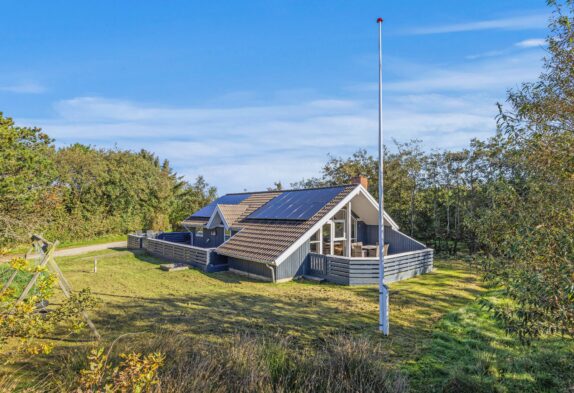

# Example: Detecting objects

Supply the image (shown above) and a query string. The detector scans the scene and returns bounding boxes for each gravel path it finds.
[1,240,127,262]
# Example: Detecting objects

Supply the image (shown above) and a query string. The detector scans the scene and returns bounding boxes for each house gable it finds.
[274,185,398,265]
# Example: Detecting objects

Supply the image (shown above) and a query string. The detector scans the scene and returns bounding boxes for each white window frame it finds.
[333,219,346,241]
[309,229,322,253]
[351,217,358,242]
[224,228,232,241]
[196,227,204,237]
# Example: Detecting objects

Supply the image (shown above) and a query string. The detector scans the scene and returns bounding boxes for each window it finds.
[322,223,331,242]
[321,222,332,255]
[333,220,345,240]
[309,229,321,253]
[334,208,347,220]
[333,240,345,256]
[224,228,232,241]
[351,217,358,241]
[196,227,204,237]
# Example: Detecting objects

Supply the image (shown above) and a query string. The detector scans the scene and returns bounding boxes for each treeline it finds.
[0,115,216,248]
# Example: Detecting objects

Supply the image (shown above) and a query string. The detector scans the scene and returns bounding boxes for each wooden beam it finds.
[346,202,352,257]
[330,221,334,255]
[319,224,323,254]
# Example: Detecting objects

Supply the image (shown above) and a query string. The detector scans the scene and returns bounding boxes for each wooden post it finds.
[346,202,352,257]
[319,224,323,254]
[94,258,98,273]
[329,221,334,255]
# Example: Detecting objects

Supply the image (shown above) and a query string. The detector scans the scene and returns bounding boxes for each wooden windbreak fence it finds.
[307,249,433,285]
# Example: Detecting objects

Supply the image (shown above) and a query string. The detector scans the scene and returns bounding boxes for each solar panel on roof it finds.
[247,187,345,221]
[189,193,252,218]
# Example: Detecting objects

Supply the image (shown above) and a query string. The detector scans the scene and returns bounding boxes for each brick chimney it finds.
[351,175,368,190]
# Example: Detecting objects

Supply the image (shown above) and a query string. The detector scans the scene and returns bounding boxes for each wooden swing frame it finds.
[1,234,100,341]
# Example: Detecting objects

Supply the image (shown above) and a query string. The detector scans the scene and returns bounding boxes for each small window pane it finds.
[334,221,345,239]
[310,242,319,253]
[334,209,346,220]
[310,229,320,242]
[322,223,331,242]
[333,240,344,256]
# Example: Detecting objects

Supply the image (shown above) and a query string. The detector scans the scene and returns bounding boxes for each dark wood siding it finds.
[127,234,144,249]
[306,249,433,285]
[191,227,225,248]
[156,232,191,243]
[228,257,273,280]
[142,237,217,271]
[362,226,426,254]
[276,240,310,280]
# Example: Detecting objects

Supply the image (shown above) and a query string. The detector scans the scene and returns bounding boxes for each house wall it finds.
[190,227,225,248]
[228,257,274,281]
[276,240,310,281]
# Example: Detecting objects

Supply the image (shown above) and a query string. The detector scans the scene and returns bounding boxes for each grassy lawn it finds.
[406,294,574,392]
[55,250,483,350]
[2,249,573,391]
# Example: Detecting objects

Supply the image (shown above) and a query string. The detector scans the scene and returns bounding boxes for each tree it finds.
[0,115,218,248]
[169,176,217,228]
[473,0,574,340]
[0,114,55,246]
[267,181,283,191]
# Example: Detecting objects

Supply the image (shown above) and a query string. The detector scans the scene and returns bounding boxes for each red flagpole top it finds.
[377,17,383,23]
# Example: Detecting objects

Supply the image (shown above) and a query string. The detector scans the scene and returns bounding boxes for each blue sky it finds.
[1,1,550,193]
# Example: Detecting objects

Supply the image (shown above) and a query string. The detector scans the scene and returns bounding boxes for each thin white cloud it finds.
[0,82,45,94]
[465,49,508,60]
[406,14,548,35]
[515,38,546,48]
[383,51,541,93]
[465,37,546,60]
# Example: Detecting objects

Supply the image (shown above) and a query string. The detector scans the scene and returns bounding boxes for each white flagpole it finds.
[377,17,389,335]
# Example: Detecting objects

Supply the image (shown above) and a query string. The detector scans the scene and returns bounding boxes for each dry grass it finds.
[51,333,408,393]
